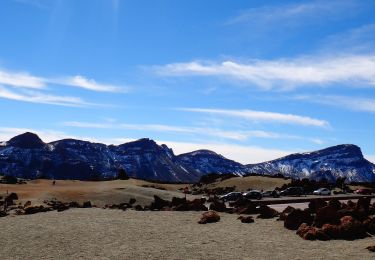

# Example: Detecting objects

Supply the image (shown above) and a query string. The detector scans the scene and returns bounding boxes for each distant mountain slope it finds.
[176,150,247,176]
[0,132,374,182]
[245,144,375,182]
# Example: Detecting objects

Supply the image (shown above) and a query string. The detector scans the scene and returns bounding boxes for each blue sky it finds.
[0,0,375,163]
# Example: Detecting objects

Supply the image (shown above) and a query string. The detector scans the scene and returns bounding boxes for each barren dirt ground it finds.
[0,179,190,206]
[0,209,374,260]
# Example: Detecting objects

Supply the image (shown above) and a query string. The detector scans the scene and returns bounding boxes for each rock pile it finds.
[198,211,220,224]
[282,198,375,241]
[145,195,208,211]
[238,215,254,223]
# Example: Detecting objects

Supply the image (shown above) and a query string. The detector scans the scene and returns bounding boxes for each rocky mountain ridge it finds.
[0,132,374,183]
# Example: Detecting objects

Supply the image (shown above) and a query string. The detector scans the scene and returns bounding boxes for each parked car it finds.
[243,190,263,200]
[262,190,280,198]
[280,187,304,196]
[313,188,331,195]
[354,188,372,195]
[219,192,243,202]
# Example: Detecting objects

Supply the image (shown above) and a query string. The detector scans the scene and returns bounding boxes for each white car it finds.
[313,188,331,195]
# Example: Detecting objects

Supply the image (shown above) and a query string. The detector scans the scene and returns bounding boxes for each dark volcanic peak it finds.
[280,144,364,162]
[7,132,45,149]
[0,132,373,182]
[118,138,158,149]
[246,144,375,182]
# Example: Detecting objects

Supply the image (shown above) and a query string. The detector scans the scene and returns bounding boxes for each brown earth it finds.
[0,209,374,259]
[203,175,290,191]
[0,179,190,207]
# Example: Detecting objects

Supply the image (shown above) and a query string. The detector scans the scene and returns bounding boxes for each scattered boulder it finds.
[257,205,279,219]
[129,198,136,205]
[24,205,52,215]
[314,205,340,227]
[363,217,375,234]
[339,215,367,240]
[150,195,169,210]
[24,201,31,208]
[134,205,144,211]
[321,223,341,239]
[308,199,327,213]
[328,199,342,211]
[7,192,18,201]
[209,199,227,212]
[238,215,254,223]
[82,201,92,208]
[356,197,371,212]
[278,206,295,221]
[0,211,7,217]
[68,201,80,208]
[284,209,313,230]
[297,223,330,241]
[198,211,220,224]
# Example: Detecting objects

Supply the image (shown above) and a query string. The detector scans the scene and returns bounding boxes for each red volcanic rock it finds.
[363,217,375,234]
[188,199,208,211]
[297,224,330,241]
[328,199,342,211]
[209,200,227,212]
[278,206,295,221]
[339,216,367,240]
[296,223,310,237]
[347,200,356,208]
[356,197,371,211]
[314,205,340,227]
[257,205,279,219]
[134,205,144,211]
[308,199,327,214]
[321,223,341,239]
[284,209,313,230]
[171,197,187,207]
[238,216,254,223]
[24,205,52,215]
[82,201,92,208]
[198,211,220,224]
[150,195,170,210]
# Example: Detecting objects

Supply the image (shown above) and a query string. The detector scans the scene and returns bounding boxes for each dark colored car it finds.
[354,188,372,195]
[280,187,305,196]
[243,190,263,200]
[262,190,280,198]
[219,192,243,202]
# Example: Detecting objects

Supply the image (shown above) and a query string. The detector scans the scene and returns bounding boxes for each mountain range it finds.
[0,132,374,183]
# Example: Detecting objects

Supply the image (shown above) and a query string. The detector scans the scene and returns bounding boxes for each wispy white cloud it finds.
[0,69,45,89]
[226,0,362,25]
[0,85,91,107]
[294,95,375,113]
[154,55,375,90]
[321,23,375,54]
[0,68,127,93]
[50,75,127,93]
[179,108,329,128]
[62,121,306,141]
